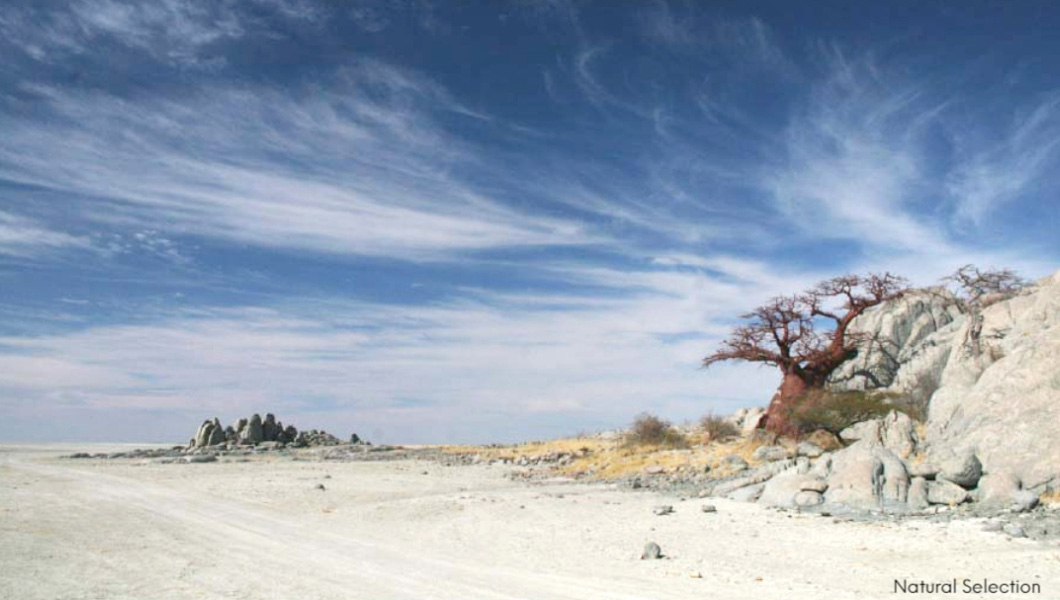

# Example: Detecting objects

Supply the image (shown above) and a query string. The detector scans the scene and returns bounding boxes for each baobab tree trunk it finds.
[762,370,810,436]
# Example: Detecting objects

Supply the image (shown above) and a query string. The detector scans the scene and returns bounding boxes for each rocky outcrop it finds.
[759,268,1060,511]
[828,289,964,393]
[239,414,265,444]
[923,271,1060,491]
[194,418,226,447]
[188,413,363,449]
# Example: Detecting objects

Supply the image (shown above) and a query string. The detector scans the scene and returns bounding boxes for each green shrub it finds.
[782,389,895,437]
[624,413,688,448]
[887,370,939,423]
[699,412,740,443]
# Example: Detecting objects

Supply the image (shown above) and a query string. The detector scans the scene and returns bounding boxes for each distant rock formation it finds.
[189,413,362,449]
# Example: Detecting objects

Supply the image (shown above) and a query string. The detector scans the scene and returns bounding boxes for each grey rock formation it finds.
[839,412,918,459]
[793,490,824,507]
[829,289,963,392]
[193,420,211,447]
[976,471,1021,507]
[262,413,281,442]
[294,429,342,447]
[907,477,930,509]
[926,480,968,505]
[730,407,766,436]
[752,445,788,462]
[925,271,1060,491]
[937,450,982,489]
[824,270,1060,498]
[824,439,908,509]
[758,472,828,508]
[796,441,824,458]
[193,418,225,447]
[879,411,917,459]
[241,414,264,444]
[1011,490,1041,513]
[187,415,342,449]
[726,483,765,503]
[284,425,298,442]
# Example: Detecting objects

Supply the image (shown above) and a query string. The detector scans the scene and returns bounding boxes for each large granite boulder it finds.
[758,471,828,508]
[240,413,264,444]
[262,413,281,442]
[822,437,909,509]
[936,450,983,489]
[193,418,225,447]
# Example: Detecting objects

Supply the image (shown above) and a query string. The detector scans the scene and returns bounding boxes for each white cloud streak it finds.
[0,211,92,257]
[0,64,595,260]
[948,93,1060,225]
[762,49,955,255]
[0,261,808,443]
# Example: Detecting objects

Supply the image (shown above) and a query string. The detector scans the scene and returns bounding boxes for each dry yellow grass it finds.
[441,429,801,483]
[441,437,608,462]
[1039,488,1060,506]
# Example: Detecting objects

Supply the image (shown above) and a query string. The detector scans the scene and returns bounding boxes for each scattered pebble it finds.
[1003,523,1026,538]
[653,505,674,516]
[641,542,662,560]
[981,520,1004,532]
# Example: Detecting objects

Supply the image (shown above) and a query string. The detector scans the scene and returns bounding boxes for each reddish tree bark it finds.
[703,273,907,436]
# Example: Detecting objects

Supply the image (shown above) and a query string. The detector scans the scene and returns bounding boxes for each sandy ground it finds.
[2,444,1059,600]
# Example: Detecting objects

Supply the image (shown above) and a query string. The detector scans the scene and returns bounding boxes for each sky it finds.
[1,0,1058,444]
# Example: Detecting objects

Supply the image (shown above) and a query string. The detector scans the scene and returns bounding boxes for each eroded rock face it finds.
[824,439,908,509]
[827,270,1060,494]
[828,289,963,393]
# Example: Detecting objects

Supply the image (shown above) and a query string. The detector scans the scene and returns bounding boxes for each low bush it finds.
[624,413,688,448]
[698,412,740,443]
[782,389,895,438]
[887,370,939,423]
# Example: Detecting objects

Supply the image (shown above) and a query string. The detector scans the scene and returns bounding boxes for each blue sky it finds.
[1,1,1058,444]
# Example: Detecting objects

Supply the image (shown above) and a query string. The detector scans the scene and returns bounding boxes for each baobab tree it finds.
[941,265,1025,359]
[703,273,908,435]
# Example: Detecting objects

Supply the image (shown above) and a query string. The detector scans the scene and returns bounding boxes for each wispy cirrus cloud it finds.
[0,258,808,443]
[0,0,247,67]
[761,48,954,256]
[0,62,595,260]
[948,93,1060,225]
[0,211,92,258]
